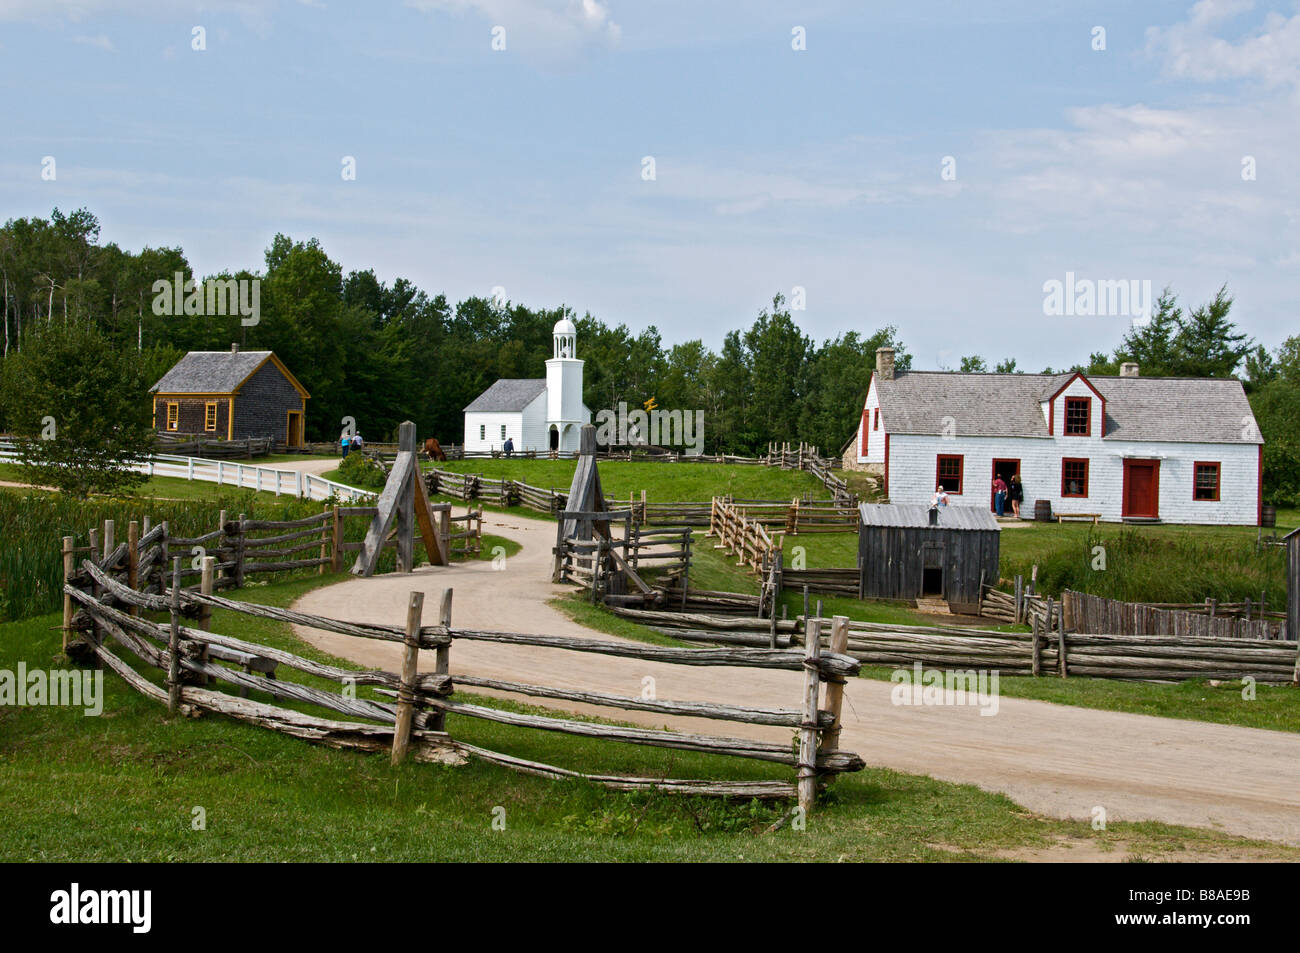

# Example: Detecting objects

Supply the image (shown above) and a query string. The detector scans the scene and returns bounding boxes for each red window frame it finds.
[873,408,880,430]
[1193,461,1220,501]
[936,454,963,494]
[1061,458,1089,498]
[1063,396,1091,436]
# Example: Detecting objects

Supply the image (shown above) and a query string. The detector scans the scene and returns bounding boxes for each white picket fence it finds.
[0,444,374,503]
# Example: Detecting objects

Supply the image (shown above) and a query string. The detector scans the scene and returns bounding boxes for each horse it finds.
[424,436,448,461]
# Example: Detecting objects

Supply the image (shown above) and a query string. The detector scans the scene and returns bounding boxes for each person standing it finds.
[503,436,514,458]
[340,431,351,459]
[351,432,363,455]
[992,475,1008,517]
[1008,473,1024,518]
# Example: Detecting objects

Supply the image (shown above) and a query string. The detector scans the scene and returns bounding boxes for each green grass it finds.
[0,462,287,503]
[3,572,1292,861]
[428,458,830,502]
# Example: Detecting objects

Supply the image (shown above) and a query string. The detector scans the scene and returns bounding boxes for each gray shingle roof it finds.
[151,351,274,394]
[859,503,1000,531]
[463,379,548,413]
[876,371,1262,444]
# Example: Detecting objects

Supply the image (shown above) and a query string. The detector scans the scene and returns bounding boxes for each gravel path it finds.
[292,510,1300,846]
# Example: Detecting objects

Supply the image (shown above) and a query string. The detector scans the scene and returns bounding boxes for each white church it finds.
[462,317,592,454]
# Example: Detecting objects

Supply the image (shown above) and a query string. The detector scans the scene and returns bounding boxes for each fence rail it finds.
[63,546,864,806]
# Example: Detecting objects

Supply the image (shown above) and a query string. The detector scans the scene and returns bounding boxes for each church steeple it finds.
[553,316,576,359]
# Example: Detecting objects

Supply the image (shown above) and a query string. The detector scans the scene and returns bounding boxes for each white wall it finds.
[856,375,885,464]
[884,433,1259,524]
[465,394,551,452]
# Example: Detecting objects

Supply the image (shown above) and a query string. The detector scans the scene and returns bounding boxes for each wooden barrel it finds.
[1034,499,1052,522]
[1261,504,1276,528]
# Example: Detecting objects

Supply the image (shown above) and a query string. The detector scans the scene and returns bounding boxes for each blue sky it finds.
[1,0,1297,370]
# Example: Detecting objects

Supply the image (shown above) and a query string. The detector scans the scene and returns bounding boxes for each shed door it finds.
[921,542,945,596]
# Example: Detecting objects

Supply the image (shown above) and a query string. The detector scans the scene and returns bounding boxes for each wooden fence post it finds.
[820,615,850,756]
[127,520,140,617]
[198,556,215,686]
[430,588,453,732]
[318,504,329,574]
[61,536,75,652]
[1055,597,1068,677]
[1030,613,1041,676]
[167,557,183,715]
[798,616,823,814]
[391,590,425,765]
[331,505,343,572]
[103,519,115,563]
[232,514,246,589]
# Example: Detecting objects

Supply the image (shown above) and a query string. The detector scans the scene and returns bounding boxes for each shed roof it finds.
[151,350,309,398]
[875,371,1261,444]
[859,503,1001,531]
[463,378,548,413]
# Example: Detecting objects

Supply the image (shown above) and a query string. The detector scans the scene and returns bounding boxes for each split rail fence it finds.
[63,551,864,806]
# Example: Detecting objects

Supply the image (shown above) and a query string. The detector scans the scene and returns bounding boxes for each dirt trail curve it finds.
[293,511,1300,846]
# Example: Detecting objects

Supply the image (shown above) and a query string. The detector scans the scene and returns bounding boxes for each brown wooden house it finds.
[150,344,310,447]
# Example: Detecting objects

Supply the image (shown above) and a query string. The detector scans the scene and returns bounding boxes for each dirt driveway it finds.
[293,511,1300,847]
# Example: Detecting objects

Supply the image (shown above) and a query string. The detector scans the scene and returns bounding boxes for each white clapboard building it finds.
[845,347,1263,525]
[462,317,591,453]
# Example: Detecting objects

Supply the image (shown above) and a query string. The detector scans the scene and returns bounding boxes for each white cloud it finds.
[71,33,114,51]
[405,0,620,54]
[1146,0,1300,90]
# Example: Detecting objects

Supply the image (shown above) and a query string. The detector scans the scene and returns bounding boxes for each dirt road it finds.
[293,511,1300,846]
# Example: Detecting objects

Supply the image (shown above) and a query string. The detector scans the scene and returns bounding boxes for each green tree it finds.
[0,322,154,497]
[1173,285,1251,377]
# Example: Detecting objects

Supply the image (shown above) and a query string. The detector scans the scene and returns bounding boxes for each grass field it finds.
[3,571,1292,862]
[0,462,289,504]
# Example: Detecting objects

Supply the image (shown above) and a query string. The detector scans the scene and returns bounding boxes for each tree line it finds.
[1,207,1295,503]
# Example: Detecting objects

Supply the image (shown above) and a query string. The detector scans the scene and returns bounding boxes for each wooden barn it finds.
[150,344,310,447]
[858,503,1000,613]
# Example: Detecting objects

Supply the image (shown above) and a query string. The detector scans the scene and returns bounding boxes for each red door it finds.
[1122,460,1160,518]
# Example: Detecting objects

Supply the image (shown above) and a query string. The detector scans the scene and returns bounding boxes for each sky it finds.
[1,0,1297,371]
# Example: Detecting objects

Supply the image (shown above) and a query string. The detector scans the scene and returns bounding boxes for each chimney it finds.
[1120,362,1138,378]
[876,346,896,381]
[928,505,939,526]
[231,343,239,354]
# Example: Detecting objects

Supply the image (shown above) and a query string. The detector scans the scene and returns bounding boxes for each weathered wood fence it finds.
[1064,589,1286,641]
[63,560,865,806]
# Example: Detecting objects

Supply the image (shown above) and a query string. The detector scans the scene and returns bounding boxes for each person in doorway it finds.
[992,475,1008,517]
[340,431,351,459]
[503,436,514,458]
[1008,473,1023,518]
[931,485,950,507]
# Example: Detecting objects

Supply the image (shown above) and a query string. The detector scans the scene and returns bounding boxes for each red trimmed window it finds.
[936,454,963,494]
[1194,462,1220,501]
[1062,458,1089,497]
[873,408,880,430]
[1064,397,1091,436]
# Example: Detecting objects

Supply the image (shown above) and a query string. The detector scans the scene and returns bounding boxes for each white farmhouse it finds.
[462,317,591,453]
[845,347,1264,525]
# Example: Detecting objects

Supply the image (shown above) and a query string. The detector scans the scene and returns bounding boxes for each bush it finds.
[336,452,389,491]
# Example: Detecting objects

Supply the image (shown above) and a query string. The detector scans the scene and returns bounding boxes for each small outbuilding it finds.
[150,344,310,447]
[858,503,1000,613]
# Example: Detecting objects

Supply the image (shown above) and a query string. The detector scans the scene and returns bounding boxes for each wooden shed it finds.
[1285,527,1298,644]
[150,344,310,447]
[858,503,1000,613]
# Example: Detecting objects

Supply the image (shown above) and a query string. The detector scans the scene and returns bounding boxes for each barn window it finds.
[1062,458,1089,497]
[166,402,179,431]
[936,454,963,494]
[1194,462,1220,501]
[479,425,485,440]
[1064,397,1091,436]
[204,402,218,432]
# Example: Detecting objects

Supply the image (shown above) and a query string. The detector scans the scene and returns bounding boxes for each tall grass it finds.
[0,490,347,622]
[1003,527,1287,604]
